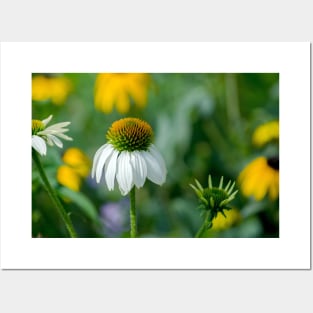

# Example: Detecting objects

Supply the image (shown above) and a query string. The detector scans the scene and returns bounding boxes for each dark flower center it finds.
[267,156,279,170]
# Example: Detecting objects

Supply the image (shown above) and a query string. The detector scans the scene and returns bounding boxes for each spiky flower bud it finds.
[190,175,238,228]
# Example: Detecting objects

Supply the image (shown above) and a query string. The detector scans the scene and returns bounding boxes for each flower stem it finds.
[130,187,137,238]
[32,151,77,238]
[195,210,214,238]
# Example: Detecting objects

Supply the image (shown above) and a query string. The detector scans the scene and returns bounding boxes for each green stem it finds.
[32,150,77,238]
[130,187,137,238]
[225,73,243,137]
[195,210,214,238]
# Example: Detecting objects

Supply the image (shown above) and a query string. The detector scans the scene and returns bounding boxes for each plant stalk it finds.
[195,210,214,238]
[130,187,137,238]
[32,150,77,238]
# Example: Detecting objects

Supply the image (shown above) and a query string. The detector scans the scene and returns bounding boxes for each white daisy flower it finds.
[32,115,73,156]
[92,117,167,195]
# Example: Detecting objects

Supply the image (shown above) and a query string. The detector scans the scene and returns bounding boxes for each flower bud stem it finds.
[195,210,214,238]
[130,187,137,238]
[32,150,77,238]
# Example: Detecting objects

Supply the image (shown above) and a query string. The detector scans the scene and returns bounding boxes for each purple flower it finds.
[100,200,129,237]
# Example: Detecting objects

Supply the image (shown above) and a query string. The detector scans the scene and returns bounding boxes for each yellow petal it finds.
[252,121,279,147]
[268,170,279,200]
[57,165,82,192]
[32,76,50,101]
[127,74,149,107]
[116,90,130,114]
[94,74,117,113]
[62,148,91,178]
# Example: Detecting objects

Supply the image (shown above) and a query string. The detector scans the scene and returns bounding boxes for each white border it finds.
[0,42,310,269]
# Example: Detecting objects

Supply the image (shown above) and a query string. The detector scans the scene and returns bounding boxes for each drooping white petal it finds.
[42,115,53,126]
[130,151,147,188]
[95,144,114,183]
[45,135,54,146]
[141,149,167,185]
[116,151,133,195]
[149,144,167,175]
[32,135,47,156]
[47,134,63,148]
[105,149,119,190]
[91,144,108,178]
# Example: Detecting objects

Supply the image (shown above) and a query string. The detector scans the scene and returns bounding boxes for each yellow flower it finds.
[57,165,82,192]
[94,73,150,114]
[238,156,279,201]
[32,75,72,105]
[252,120,279,147]
[57,148,91,191]
[211,208,241,231]
[62,148,91,178]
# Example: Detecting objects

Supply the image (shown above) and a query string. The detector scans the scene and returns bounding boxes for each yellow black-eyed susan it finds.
[238,156,279,201]
[94,73,150,114]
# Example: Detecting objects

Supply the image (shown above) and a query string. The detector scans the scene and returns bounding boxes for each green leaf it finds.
[58,186,99,223]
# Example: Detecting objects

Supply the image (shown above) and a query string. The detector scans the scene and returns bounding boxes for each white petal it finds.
[95,144,114,183]
[39,129,67,135]
[39,127,69,135]
[44,122,70,133]
[46,136,54,146]
[130,151,147,188]
[116,151,133,195]
[32,135,47,156]
[42,115,53,126]
[149,144,167,174]
[91,144,108,178]
[104,149,119,190]
[48,121,71,129]
[39,129,73,141]
[141,149,167,185]
[47,134,63,148]
[54,133,73,141]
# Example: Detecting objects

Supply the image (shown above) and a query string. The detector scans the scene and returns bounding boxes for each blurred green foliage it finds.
[32,73,279,238]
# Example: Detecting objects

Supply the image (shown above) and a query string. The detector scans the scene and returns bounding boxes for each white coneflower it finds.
[32,115,72,156]
[92,117,167,196]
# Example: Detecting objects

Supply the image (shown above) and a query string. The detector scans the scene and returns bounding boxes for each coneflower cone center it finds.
[106,118,153,152]
[32,120,45,135]
[203,187,229,209]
